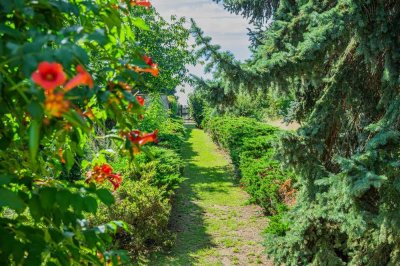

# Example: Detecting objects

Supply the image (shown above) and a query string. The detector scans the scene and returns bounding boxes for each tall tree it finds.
[195,0,400,264]
[132,9,195,94]
[212,0,279,23]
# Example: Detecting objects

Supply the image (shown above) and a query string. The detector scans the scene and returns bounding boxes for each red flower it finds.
[139,130,158,145]
[126,56,159,77]
[101,164,113,175]
[130,0,151,8]
[136,95,145,106]
[64,65,94,91]
[31,62,67,91]
[85,163,123,191]
[108,174,123,190]
[143,55,154,66]
[133,65,159,77]
[128,129,158,146]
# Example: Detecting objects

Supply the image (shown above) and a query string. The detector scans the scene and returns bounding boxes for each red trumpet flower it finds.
[32,62,67,91]
[134,64,159,77]
[143,55,154,66]
[128,129,158,146]
[130,0,151,8]
[85,163,122,191]
[136,95,145,106]
[126,55,159,77]
[64,65,94,91]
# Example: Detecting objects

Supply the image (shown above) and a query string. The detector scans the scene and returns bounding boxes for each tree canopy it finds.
[192,0,400,264]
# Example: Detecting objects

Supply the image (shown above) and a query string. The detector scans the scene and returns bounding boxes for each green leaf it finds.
[0,187,26,212]
[29,120,40,162]
[0,174,16,186]
[0,24,22,38]
[70,195,84,215]
[83,230,98,248]
[39,187,56,210]
[27,102,43,120]
[64,149,74,173]
[96,189,115,206]
[132,18,150,30]
[111,255,119,266]
[28,194,42,221]
[83,196,98,213]
[56,189,71,209]
[111,220,129,232]
[22,54,38,78]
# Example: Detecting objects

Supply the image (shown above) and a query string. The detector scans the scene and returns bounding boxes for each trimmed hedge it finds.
[206,116,295,215]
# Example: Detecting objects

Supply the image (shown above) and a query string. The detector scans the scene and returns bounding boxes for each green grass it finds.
[144,126,269,265]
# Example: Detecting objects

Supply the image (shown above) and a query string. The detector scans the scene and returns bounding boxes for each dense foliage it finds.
[132,10,195,94]
[206,116,295,215]
[194,0,400,265]
[0,1,190,264]
[93,114,185,258]
[188,90,210,127]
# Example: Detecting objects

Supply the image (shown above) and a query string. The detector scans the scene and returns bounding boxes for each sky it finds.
[151,0,252,105]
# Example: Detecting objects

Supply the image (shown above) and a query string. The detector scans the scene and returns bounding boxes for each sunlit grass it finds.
[145,126,268,265]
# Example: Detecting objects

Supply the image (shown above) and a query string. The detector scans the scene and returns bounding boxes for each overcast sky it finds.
[151,0,252,104]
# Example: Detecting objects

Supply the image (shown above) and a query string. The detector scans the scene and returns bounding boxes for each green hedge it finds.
[206,116,295,215]
[157,117,186,151]
[92,118,185,258]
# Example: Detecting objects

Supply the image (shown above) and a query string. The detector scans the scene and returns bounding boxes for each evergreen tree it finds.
[190,19,265,112]
[212,0,279,23]
[194,0,400,264]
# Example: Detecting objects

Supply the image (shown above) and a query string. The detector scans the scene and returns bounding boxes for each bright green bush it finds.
[134,147,184,195]
[263,208,290,237]
[157,117,186,151]
[93,116,185,257]
[95,179,173,257]
[188,91,210,127]
[141,95,169,132]
[206,116,295,215]
[207,116,277,165]
[92,148,184,257]
[240,136,290,214]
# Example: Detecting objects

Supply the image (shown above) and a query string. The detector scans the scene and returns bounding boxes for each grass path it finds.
[148,126,273,265]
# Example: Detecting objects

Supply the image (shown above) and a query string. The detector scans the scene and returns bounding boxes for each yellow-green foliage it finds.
[95,178,173,257]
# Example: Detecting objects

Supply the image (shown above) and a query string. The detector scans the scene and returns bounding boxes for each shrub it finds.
[0,1,162,264]
[95,179,173,257]
[157,117,186,151]
[206,116,296,215]
[134,147,184,195]
[93,120,185,257]
[188,91,212,128]
[264,209,290,237]
[207,116,277,166]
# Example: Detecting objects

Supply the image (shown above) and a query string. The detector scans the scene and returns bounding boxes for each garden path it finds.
[148,126,273,266]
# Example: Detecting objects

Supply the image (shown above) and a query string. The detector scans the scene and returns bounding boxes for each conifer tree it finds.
[212,0,279,23]
[193,0,400,264]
